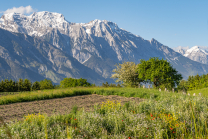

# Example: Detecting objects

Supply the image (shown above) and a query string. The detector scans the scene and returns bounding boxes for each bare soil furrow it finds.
[0,94,143,122]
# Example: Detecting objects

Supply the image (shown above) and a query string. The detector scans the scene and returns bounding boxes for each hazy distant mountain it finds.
[173,46,189,55]
[0,11,208,84]
[174,46,208,65]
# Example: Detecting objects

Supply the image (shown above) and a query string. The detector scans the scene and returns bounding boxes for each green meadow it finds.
[1,87,208,138]
[188,88,208,96]
[0,87,162,105]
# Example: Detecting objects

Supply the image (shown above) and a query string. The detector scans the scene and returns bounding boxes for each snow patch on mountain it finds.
[86,29,91,34]
[0,18,4,23]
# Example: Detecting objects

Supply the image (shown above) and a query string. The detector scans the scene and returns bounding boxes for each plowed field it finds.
[0,94,143,122]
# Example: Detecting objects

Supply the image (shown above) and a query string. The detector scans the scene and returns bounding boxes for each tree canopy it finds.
[0,77,93,93]
[39,79,54,90]
[32,81,41,91]
[137,57,182,89]
[177,73,208,91]
[111,62,143,87]
[60,78,91,88]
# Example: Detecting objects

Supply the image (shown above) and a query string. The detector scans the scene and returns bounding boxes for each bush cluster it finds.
[101,82,121,87]
[0,77,94,93]
[60,78,92,88]
[177,74,208,91]
[0,79,54,92]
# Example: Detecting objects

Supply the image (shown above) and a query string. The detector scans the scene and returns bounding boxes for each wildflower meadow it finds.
[0,87,208,138]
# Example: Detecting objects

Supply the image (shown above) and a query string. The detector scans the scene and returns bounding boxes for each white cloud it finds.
[3,5,36,15]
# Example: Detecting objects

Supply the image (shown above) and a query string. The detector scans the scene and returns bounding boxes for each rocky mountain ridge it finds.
[0,28,107,84]
[0,11,208,84]
[0,11,70,37]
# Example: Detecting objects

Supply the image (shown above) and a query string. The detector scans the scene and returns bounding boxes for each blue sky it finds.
[1,0,208,48]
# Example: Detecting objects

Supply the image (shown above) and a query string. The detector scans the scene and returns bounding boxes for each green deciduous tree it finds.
[18,79,24,92]
[177,79,189,92]
[77,78,91,87]
[3,79,9,92]
[0,79,18,92]
[40,79,54,90]
[32,81,41,91]
[137,57,182,89]
[60,78,91,88]
[181,73,208,91]
[23,79,32,91]
[0,80,3,92]
[102,82,109,87]
[111,62,142,87]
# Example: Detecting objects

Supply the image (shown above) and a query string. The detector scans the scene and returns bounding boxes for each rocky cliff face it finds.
[0,11,208,83]
[0,28,107,84]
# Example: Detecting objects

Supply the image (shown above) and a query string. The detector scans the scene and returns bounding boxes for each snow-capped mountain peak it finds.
[184,46,208,56]
[186,45,199,52]
[80,19,119,30]
[1,10,208,84]
[0,11,71,36]
[0,11,123,38]
[1,12,25,21]
[174,46,208,64]
[29,11,69,26]
[92,19,102,24]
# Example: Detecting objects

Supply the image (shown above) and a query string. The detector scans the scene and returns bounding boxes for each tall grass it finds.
[188,87,208,96]
[0,87,164,105]
[1,91,207,138]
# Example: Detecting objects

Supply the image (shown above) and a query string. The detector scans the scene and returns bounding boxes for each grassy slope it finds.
[0,87,168,105]
[188,87,208,96]
[1,86,208,105]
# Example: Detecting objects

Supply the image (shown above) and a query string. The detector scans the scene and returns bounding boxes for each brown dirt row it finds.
[0,94,144,122]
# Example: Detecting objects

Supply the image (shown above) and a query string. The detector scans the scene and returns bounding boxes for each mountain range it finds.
[174,46,208,65]
[0,11,208,84]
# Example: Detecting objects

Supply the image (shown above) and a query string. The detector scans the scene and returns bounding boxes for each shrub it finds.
[60,78,91,88]
[40,79,54,90]
[32,81,41,91]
